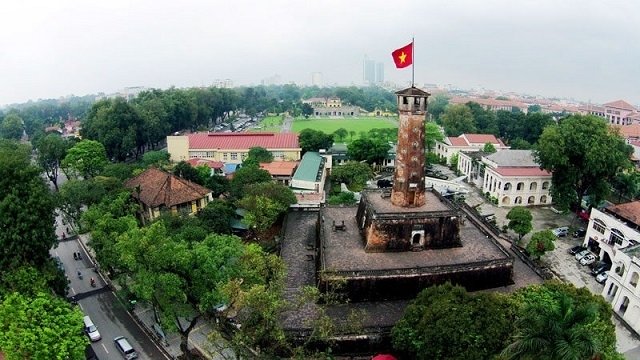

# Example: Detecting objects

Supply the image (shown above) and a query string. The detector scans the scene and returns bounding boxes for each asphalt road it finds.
[51,233,168,360]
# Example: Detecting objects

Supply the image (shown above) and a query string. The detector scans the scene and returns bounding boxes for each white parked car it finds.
[575,249,590,261]
[596,272,608,284]
[580,253,597,266]
[552,227,570,237]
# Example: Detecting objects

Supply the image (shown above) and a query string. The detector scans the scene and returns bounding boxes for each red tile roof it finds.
[463,133,502,145]
[604,100,637,111]
[260,161,299,176]
[188,132,299,150]
[125,168,211,208]
[187,158,224,169]
[447,136,468,146]
[494,167,551,177]
[606,200,640,226]
[612,124,640,139]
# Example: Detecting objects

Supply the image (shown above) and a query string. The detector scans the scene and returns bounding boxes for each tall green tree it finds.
[526,230,556,260]
[301,103,314,118]
[441,104,476,136]
[501,293,599,360]
[425,122,444,153]
[229,164,272,199]
[483,142,497,153]
[347,137,391,165]
[428,94,449,122]
[62,139,108,179]
[35,133,71,191]
[392,283,516,360]
[331,162,373,191]
[196,200,235,235]
[173,161,203,184]
[333,128,348,142]
[506,206,533,243]
[535,115,632,210]
[244,146,274,166]
[0,292,87,360]
[611,170,640,202]
[0,113,24,140]
[142,150,170,168]
[0,140,57,271]
[299,129,333,153]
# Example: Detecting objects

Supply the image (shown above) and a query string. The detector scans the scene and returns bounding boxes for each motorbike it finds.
[90,277,96,288]
[77,270,83,279]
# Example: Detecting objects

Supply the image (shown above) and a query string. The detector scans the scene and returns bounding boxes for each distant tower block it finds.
[391,87,430,207]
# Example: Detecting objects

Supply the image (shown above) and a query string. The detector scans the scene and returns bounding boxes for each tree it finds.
[142,150,170,168]
[347,137,391,165]
[428,94,449,122]
[173,161,203,184]
[0,140,57,271]
[333,128,348,142]
[535,115,633,210]
[483,142,497,153]
[0,292,87,360]
[441,104,476,136]
[35,133,71,191]
[506,206,533,243]
[62,140,108,179]
[205,175,230,198]
[331,162,373,191]
[526,230,556,260]
[299,129,333,153]
[509,138,532,150]
[466,101,498,135]
[612,170,640,202]
[425,122,444,153]
[237,195,283,233]
[243,182,297,210]
[502,293,599,360]
[528,104,542,113]
[327,192,357,205]
[0,114,24,140]
[244,146,273,166]
[392,283,515,360]
[229,164,272,199]
[348,130,356,141]
[301,103,314,118]
[197,200,235,234]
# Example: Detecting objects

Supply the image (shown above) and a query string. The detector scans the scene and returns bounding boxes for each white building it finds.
[435,133,508,165]
[585,201,640,332]
[458,149,552,207]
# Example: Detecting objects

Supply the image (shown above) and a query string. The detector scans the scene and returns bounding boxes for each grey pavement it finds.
[458,176,640,358]
[281,115,293,132]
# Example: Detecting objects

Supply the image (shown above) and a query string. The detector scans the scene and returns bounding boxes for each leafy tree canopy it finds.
[299,129,333,153]
[142,150,170,168]
[229,164,272,199]
[525,230,556,260]
[347,137,391,165]
[425,122,444,153]
[483,142,497,153]
[0,113,24,140]
[506,206,533,242]
[441,104,476,136]
[535,115,633,210]
[62,139,108,179]
[331,162,373,192]
[173,161,204,185]
[0,292,87,360]
[197,200,235,235]
[244,146,274,166]
[35,133,72,191]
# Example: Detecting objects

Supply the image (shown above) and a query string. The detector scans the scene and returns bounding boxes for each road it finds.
[52,238,168,360]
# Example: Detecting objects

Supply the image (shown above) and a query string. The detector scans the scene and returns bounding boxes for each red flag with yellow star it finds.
[392,42,413,68]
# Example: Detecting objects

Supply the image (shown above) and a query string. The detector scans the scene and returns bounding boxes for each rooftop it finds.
[124,168,211,208]
[445,133,505,147]
[485,149,540,167]
[292,152,324,183]
[605,200,640,228]
[364,190,452,215]
[186,132,300,150]
[259,161,299,177]
[493,167,551,177]
[612,124,640,139]
[186,158,224,169]
[604,100,637,111]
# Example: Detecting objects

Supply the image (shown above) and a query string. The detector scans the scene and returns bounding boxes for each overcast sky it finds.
[1,0,638,106]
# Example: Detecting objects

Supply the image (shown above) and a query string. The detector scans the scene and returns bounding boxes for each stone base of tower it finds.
[390,188,426,208]
[356,189,462,253]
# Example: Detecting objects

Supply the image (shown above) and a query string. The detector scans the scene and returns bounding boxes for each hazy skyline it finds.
[1,0,639,106]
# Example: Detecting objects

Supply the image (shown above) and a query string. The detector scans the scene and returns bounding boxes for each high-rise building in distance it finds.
[311,72,323,87]
[363,56,384,85]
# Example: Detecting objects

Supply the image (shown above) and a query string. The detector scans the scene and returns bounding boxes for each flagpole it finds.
[411,36,415,87]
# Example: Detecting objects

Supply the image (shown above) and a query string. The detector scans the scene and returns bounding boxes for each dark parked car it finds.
[573,228,587,238]
[568,245,587,255]
[591,261,611,276]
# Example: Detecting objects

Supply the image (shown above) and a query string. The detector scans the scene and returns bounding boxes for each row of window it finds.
[501,195,548,205]
[484,177,550,193]
[592,218,630,246]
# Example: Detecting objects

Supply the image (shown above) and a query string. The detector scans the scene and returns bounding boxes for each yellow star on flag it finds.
[398,52,407,64]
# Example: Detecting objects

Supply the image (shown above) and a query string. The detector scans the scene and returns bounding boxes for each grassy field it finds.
[291,117,397,136]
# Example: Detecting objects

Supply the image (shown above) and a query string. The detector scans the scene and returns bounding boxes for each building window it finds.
[530,182,537,191]
[631,272,639,288]
[610,228,624,246]
[231,153,238,161]
[593,219,606,234]
[504,182,512,191]
[516,182,524,191]
[540,195,547,203]
[542,181,550,190]
[515,196,522,204]
[223,153,228,161]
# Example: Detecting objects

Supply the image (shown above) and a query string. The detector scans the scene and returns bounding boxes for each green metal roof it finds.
[292,152,325,182]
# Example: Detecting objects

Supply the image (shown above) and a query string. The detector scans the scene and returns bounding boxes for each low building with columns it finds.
[458,149,552,207]
[435,133,508,165]
[583,201,640,333]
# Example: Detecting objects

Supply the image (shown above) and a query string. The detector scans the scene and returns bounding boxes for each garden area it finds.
[291,116,397,141]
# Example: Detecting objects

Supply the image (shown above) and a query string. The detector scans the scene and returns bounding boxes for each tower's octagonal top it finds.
[396,86,430,114]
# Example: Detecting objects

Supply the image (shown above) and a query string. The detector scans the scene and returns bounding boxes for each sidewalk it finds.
[77,234,236,359]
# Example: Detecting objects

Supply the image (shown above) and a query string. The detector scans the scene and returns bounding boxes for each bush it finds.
[327,192,357,205]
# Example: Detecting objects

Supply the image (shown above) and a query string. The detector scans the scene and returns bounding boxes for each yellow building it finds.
[167,132,301,164]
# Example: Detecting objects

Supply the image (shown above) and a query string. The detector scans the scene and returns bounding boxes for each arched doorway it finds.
[502,196,511,205]
[528,196,535,204]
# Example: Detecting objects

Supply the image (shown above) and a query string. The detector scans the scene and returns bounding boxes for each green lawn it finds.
[291,117,397,136]
[254,116,283,132]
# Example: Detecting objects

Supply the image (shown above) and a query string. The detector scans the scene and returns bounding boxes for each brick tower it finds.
[391,87,430,207]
